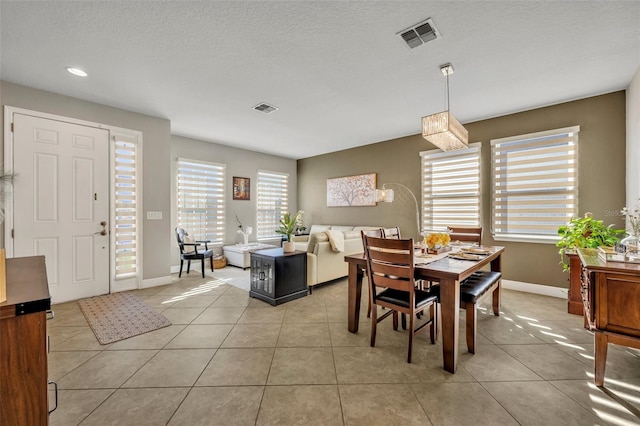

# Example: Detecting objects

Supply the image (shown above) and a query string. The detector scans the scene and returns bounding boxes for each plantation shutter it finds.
[421,143,481,232]
[176,158,226,244]
[113,135,139,279]
[491,126,579,242]
[257,170,289,240]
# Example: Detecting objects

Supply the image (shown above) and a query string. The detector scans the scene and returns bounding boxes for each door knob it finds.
[95,221,107,236]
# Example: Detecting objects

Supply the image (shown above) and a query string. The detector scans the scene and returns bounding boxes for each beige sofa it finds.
[293,225,381,289]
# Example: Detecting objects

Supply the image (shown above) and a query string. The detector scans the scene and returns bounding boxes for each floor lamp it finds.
[376,183,421,240]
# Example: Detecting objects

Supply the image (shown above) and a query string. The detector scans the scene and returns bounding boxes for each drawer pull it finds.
[48,380,58,414]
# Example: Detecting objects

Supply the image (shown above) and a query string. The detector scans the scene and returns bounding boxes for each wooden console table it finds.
[577,248,640,387]
[0,256,51,425]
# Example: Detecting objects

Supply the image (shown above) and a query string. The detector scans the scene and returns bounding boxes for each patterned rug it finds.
[79,292,171,345]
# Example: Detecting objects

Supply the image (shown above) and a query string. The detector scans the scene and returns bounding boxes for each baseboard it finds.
[502,279,567,299]
[141,275,172,289]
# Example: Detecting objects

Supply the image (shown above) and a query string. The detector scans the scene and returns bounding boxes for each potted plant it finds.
[556,212,623,271]
[277,211,301,252]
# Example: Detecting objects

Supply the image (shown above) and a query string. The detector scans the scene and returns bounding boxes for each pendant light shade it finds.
[422,64,469,151]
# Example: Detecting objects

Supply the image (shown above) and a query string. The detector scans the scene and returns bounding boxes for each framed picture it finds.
[233,177,250,200]
[327,173,377,207]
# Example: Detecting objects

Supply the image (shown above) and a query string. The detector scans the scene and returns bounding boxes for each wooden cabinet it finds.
[249,248,307,305]
[577,248,640,387]
[0,256,51,425]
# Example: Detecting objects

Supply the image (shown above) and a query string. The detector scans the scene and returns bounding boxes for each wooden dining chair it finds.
[175,227,214,278]
[382,226,401,239]
[447,226,482,245]
[362,233,438,363]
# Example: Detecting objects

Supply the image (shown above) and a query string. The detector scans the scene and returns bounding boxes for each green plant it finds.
[276,211,301,242]
[556,212,624,271]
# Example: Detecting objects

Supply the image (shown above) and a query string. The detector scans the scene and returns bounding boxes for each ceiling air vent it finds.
[397,18,440,49]
[253,103,279,114]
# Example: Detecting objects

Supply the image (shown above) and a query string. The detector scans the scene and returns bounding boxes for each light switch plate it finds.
[146,211,162,220]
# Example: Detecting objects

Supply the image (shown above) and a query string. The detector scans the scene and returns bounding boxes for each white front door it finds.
[10,113,110,303]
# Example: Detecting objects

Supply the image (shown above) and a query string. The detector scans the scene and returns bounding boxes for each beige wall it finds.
[0,80,172,281]
[298,91,627,288]
[170,135,297,265]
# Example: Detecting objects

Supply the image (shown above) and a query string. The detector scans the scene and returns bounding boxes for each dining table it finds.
[344,245,505,373]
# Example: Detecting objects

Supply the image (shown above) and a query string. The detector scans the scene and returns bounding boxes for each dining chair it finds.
[382,226,401,239]
[447,226,482,245]
[362,233,438,363]
[175,227,214,278]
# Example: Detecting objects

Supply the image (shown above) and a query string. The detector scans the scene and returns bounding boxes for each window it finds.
[257,170,289,240]
[421,143,481,232]
[491,126,579,243]
[113,134,139,280]
[176,158,226,244]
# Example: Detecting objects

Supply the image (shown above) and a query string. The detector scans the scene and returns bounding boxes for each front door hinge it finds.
[10,122,14,132]
[11,229,14,239]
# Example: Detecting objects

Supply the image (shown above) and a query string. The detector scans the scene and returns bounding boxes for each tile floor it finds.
[47,269,640,425]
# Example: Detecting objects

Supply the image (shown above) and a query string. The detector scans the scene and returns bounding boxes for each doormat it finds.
[78,292,171,345]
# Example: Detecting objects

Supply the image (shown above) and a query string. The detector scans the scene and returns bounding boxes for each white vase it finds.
[283,241,296,253]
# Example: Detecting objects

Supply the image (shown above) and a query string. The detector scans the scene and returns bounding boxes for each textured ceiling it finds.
[1,1,639,159]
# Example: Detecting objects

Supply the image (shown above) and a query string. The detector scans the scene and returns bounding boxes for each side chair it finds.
[362,233,438,363]
[175,227,214,278]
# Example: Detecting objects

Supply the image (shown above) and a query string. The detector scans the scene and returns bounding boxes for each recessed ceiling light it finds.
[66,67,88,77]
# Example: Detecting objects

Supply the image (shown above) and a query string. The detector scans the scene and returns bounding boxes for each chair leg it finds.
[186,260,191,274]
[401,313,407,330]
[392,311,399,330]
[370,305,378,347]
[201,259,205,278]
[179,260,184,278]
[466,302,477,354]
[429,303,437,344]
[493,281,501,316]
[407,311,415,363]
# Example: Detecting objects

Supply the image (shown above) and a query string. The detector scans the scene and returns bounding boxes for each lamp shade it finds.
[376,188,394,203]
[422,111,469,151]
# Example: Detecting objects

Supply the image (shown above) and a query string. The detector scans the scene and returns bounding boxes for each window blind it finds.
[177,158,226,245]
[421,143,481,232]
[491,126,579,242]
[113,136,138,279]
[257,170,289,240]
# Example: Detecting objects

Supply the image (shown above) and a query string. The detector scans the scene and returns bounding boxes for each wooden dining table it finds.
[344,246,504,373]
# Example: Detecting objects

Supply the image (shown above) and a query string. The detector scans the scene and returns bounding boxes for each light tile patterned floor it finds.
[48,269,640,425]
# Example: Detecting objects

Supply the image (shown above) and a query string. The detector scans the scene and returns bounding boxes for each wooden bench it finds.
[432,270,501,353]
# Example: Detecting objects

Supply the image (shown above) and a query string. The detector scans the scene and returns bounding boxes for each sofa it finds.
[292,225,382,289]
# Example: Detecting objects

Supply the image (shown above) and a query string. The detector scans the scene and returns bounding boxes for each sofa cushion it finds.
[354,226,383,233]
[307,232,329,253]
[343,230,360,240]
[330,225,354,232]
[309,224,331,235]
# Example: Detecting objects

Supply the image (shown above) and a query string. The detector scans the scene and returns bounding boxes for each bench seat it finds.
[431,270,501,353]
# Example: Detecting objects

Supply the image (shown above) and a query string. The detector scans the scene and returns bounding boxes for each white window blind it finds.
[491,126,579,242]
[257,170,289,240]
[421,143,481,232]
[177,158,226,245]
[113,136,138,279]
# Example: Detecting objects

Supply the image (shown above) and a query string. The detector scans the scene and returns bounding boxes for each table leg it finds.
[348,262,364,333]
[594,331,608,387]
[439,277,460,373]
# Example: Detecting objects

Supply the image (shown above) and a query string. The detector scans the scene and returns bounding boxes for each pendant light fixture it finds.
[422,63,468,151]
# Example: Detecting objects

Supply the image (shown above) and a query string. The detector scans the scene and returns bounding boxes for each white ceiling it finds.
[1,1,639,160]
